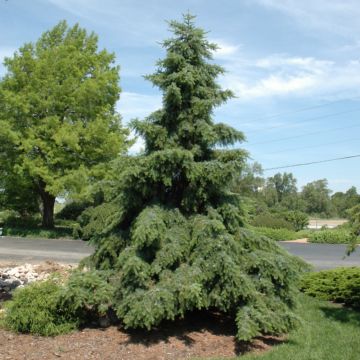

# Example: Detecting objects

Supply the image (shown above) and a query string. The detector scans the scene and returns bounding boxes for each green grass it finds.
[1,218,78,239]
[2,226,73,239]
[217,295,360,360]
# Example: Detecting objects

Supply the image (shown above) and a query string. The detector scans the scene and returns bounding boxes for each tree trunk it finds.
[37,181,55,229]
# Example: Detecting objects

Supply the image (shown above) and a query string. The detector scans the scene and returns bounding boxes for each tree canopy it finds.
[0,21,128,227]
[82,14,306,341]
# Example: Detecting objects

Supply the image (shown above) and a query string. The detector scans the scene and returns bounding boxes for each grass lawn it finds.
[2,226,73,239]
[228,295,360,360]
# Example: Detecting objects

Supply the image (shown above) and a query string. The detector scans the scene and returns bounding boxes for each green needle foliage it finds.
[84,14,306,341]
[0,21,128,228]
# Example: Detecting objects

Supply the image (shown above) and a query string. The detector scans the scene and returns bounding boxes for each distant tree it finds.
[301,179,332,216]
[331,187,360,218]
[267,172,297,203]
[280,193,307,213]
[346,204,360,254]
[282,210,309,231]
[0,21,128,228]
[231,162,264,196]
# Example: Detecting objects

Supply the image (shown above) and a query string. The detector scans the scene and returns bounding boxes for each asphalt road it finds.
[279,242,360,270]
[0,236,92,264]
[0,236,359,270]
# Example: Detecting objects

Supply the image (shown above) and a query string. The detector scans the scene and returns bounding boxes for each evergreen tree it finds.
[0,21,128,228]
[86,14,306,341]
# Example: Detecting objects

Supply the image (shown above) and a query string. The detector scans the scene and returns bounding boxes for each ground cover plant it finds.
[300,267,360,307]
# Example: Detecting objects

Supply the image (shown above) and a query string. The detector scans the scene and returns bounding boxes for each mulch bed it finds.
[0,262,285,359]
[0,311,285,360]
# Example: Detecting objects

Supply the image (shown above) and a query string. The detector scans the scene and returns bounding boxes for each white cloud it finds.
[220,53,360,100]
[116,91,161,154]
[117,92,162,122]
[128,136,145,154]
[212,39,241,58]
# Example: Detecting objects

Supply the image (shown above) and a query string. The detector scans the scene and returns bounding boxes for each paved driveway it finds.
[0,236,92,264]
[279,242,360,270]
[0,236,359,270]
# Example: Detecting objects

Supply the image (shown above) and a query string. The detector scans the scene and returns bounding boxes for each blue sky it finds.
[1,0,360,193]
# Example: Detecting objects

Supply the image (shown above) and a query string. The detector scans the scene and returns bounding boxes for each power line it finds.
[248,97,360,123]
[263,154,360,171]
[248,123,360,146]
[266,137,360,155]
[245,107,360,135]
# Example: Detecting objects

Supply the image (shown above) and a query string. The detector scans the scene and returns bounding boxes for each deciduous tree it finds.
[0,21,128,227]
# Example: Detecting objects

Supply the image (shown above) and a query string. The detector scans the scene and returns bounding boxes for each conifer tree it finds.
[86,14,306,341]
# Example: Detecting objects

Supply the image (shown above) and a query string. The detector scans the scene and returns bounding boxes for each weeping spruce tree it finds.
[87,14,306,341]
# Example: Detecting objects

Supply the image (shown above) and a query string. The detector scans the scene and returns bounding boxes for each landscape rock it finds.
[0,261,74,295]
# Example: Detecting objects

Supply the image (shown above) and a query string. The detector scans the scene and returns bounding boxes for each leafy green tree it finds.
[83,14,305,341]
[301,179,332,216]
[266,172,297,203]
[331,187,359,218]
[0,174,40,218]
[282,210,309,231]
[0,21,128,228]
[347,204,360,254]
[231,162,264,196]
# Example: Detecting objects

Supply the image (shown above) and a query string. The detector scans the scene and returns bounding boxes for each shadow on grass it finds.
[320,305,360,326]
[122,310,287,356]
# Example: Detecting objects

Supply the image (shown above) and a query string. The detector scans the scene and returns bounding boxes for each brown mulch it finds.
[0,263,285,359]
[0,312,285,360]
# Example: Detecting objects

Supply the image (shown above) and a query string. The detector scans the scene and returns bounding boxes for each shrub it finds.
[282,210,309,231]
[1,271,116,336]
[59,270,115,321]
[251,227,300,241]
[308,229,357,244]
[76,203,120,240]
[300,267,360,307]
[56,201,92,221]
[251,213,294,230]
[3,214,41,228]
[1,280,77,336]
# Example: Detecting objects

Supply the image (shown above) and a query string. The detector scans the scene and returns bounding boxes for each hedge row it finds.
[300,267,360,308]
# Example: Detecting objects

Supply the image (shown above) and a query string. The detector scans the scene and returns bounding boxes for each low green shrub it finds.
[1,280,77,336]
[0,270,116,336]
[300,267,360,307]
[60,270,115,320]
[251,213,294,230]
[251,226,300,241]
[308,229,357,244]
